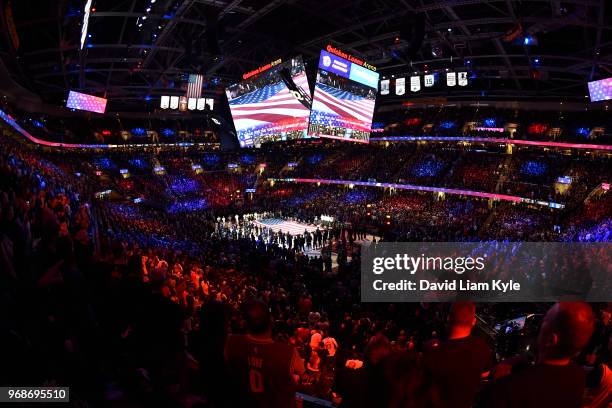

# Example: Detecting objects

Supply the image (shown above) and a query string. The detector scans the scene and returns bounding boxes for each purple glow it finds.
[369,135,612,151]
[269,177,565,208]
[587,77,612,102]
[66,91,107,114]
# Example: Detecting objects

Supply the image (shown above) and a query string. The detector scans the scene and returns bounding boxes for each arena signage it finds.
[242,58,282,80]
[318,49,379,89]
[325,44,377,71]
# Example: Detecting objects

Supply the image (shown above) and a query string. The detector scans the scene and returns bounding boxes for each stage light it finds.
[523,36,537,45]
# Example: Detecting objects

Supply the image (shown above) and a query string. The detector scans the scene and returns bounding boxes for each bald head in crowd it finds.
[448,301,477,339]
[538,302,595,363]
[243,299,272,335]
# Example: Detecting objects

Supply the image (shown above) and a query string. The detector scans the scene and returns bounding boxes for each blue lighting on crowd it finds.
[92,157,115,170]
[240,154,256,165]
[30,119,44,128]
[108,203,141,218]
[344,190,374,204]
[168,198,209,213]
[306,154,324,165]
[131,127,146,136]
[440,121,456,129]
[484,118,496,127]
[168,176,199,195]
[576,127,589,137]
[203,153,220,166]
[412,159,445,177]
[162,128,175,137]
[520,160,547,176]
[567,219,612,242]
[129,158,147,169]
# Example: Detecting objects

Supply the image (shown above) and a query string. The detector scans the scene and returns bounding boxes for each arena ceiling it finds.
[1,0,611,111]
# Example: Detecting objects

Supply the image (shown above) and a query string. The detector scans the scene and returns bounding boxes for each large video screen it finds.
[588,77,612,102]
[308,48,379,143]
[225,56,312,148]
[66,91,107,114]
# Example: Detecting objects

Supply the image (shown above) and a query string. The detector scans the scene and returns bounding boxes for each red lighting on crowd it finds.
[528,123,548,135]
[102,130,111,136]
[404,118,422,126]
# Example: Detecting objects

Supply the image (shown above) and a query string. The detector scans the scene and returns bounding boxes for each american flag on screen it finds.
[227,74,311,133]
[186,74,203,99]
[311,83,376,129]
[254,218,319,235]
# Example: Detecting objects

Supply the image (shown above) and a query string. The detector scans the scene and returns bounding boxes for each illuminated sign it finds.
[587,77,612,102]
[380,79,390,95]
[474,127,505,132]
[196,98,206,110]
[160,95,170,109]
[349,63,379,88]
[187,97,197,110]
[162,96,214,111]
[325,44,377,71]
[458,72,468,86]
[66,91,107,114]
[395,77,405,95]
[319,50,379,88]
[80,0,92,50]
[556,176,572,184]
[424,74,435,87]
[242,58,282,80]
[410,76,421,92]
[446,72,457,87]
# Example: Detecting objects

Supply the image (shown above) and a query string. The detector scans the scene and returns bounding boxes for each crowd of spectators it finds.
[0,121,610,407]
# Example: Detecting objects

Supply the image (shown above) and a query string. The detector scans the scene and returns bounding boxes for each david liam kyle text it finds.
[372,279,521,293]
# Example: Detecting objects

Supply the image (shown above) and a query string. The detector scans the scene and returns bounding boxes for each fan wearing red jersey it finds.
[225,300,305,408]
